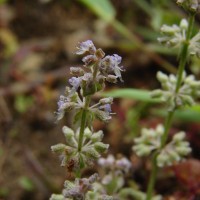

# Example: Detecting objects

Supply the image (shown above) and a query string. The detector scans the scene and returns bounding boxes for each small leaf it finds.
[78,0,116,23]
[18,176,34,191]
[14,95,34,113]
[73,109,83,124]
[102,89,161,103]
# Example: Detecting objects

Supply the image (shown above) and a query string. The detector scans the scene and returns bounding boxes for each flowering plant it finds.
[131,1,200,199]
[50,40,124,199]
[50,1,200,199]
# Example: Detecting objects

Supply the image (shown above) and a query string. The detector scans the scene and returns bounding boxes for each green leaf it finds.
[18,176,34,191]
[153,105,200,122]
[78,0,116,23]
[14,95,34,113]
[73,109,83,124]
[102,89,161,103]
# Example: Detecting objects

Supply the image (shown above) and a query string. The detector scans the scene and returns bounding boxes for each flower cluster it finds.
[98,154,132,174]
[133,124,164,157]
[189,31,200,57]
[158,18,200,57]
[51,126,109,172]
[177,0,200,12]
[63,173,98,199]
[133,124,191,168]
[157,131,191,167]
[50,173,113,200]
[56,40,123,123]
[151,71,200,111]
[97,155,132,194]
[51,40,124,200]
[157,19,188,48]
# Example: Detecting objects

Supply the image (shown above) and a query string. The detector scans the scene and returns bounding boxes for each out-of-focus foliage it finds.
[78,0,115,23]
[102,89,161,103]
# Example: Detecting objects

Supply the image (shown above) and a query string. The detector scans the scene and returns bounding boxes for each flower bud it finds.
[98,155,115,167]
[180,18,188,29]
[151,89,163,98]
[85,147,101,159]
[133,144,150,156]
[116,157,132,173]
[95,48,105,59]
[91,130,104,142]
[175,146,192,155]
[106,75,118,83]
[82,55,97,66]
[157,71,168,82]
[173,131,186,142]
[169,150,180,162]
[182,95,195,106]
[99,97,113,105]
[156,124,164,136]
[157,154,169,167]
[50,194,64,200]
[93,109,112,122]
[160,24,180,34]
[169,74,176,83]
[84,127,92,139]
[51,144,66,153]
[70,67,85,76]
[62,126,74,137]
[94,142,109,153]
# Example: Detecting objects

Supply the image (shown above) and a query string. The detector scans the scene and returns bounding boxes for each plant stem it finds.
[161,111,174,147]
[175,13,195,93]
[78,96,91,152]
[146,152,158,200]
[76,96,91,178]
[146,13,195,200]
[146,111,174,200]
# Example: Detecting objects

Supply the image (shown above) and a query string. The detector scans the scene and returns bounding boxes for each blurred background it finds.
[1,0,200,199]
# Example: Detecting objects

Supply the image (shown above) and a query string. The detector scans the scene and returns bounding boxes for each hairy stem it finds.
[146,13,195,200]
[78,96,91,152]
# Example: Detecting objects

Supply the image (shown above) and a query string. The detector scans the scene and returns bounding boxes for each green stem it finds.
[175,13,195,93]
[146,14,195,200]
[161,111,175,147]
[78,96,91,152]
[146,111,174,200]
[146,152,158,200]
[76,96,91,178]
